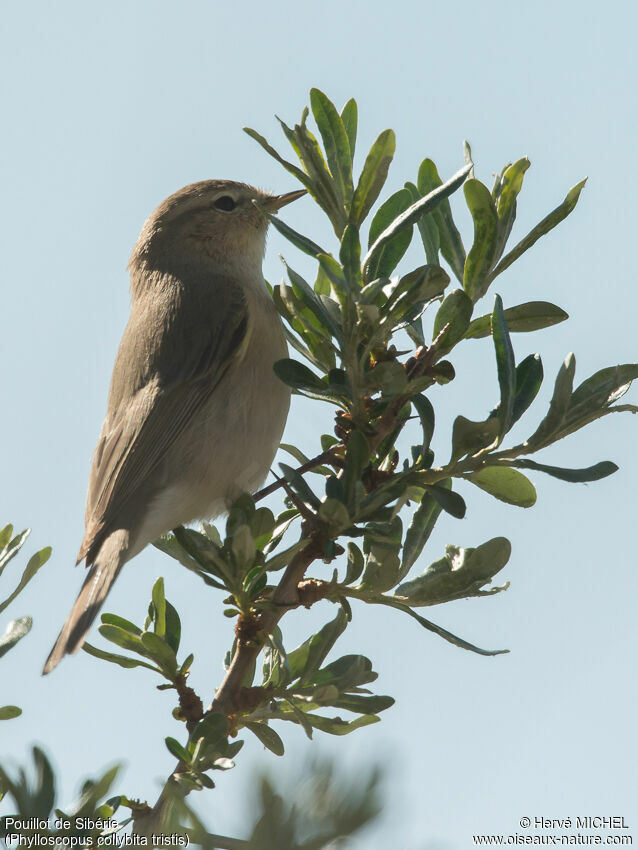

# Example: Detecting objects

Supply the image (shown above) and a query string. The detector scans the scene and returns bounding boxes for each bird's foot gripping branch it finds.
[7,89,636,845]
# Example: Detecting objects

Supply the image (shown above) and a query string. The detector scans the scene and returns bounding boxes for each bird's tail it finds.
[43,530,128,674]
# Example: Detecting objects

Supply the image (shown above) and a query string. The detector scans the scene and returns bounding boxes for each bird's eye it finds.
[213,195,237,212]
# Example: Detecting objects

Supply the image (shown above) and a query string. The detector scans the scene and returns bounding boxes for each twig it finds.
[253,447,340,501]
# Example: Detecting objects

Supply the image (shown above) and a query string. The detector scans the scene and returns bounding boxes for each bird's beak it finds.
[262,188,307,213]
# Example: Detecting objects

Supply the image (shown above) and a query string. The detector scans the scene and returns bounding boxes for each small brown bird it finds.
[44,180,304,673]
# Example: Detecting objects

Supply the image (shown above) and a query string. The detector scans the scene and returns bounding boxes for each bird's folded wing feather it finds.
[79,280,249,563]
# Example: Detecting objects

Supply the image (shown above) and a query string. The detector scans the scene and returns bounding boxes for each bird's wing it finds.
[79,279,249,563]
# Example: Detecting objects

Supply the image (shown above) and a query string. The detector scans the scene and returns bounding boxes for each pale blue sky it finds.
[1,1,636,847]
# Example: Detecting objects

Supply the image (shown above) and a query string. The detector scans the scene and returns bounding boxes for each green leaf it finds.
[0,526,30,575]
[273,358,323,391]
[0,705,22,720]
[306,654,377,690]
[463,179,499,300]
[333,694,395,714]
[340,98,358,159]
[164,601,182,655]
[245,721,285,756]
[359,545,402,593]
[405,180,440,265]
[250,508,276,549]
[465,301,569,339]
[82,642,160,672]
[432,288,473,355]
[301,712,380,736]
[396,537,511,606]
[151,577,166,638]
[279,462,321,509]
[350,129,396,226]
[366,594,508,655]
[0,546,51,615]
[101,613,143,635]
[288,609,348,683]
[339,223,361,285]
[153,534,227,591]
[424,484,466,518]
[451,415,500,461]
[511,354,544,425]
[262,626,289,689]
[417,159,466,281]
[140,632,178,674]
[295,111,348,234]
[365,188,413,279]
[491,294,516,439]
[466,466,537,507]
[194,712,228,751]
[231,524,257,572]
[285,263,342,339]
[343,542,365,585]
[494,157,531,260]
[267,213,326,257]
[243,126,311,188]
[0,616,32,659]
[491,179,587,280]
[364,163,472,281]
[319,497,351,532]
[412,394,435,457]
[165,737,192,764]
[569,364,638,412]
[510,458,618,483]
[310,88,353,206]
[99,624,151,657]
[400,487,448,581]
[527,353,576,447]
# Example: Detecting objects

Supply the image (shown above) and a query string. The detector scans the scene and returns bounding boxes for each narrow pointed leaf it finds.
[165,737,192,764]
[365,188,413,279]
[527,353,576,447]
[510,458,618,483]
[243,127,311,187]
[432,288,473,355]
[492,295,516,438]
[245,721,285,756]
[417,159,466,281]
[511,354,544,424]
[310,88,353,204]
[405,180,440,265]
[367,595,508,655]
[0,546,51,615]
[569,364,638,411]
[101,613,142,635]
[465,301,569,339]
[151,577,166,638]
[351,129,396,225]
[365,163,471,279]
[340,98,358,158]
[494,157,531,259]
[301,713,380,735]
[288,609,348,683]
[463,179,499,300]
[267,213,326,257]
[82,642,160,672]
[491,179,587,280]
[0,527,30,575]
[400,488,447,580]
